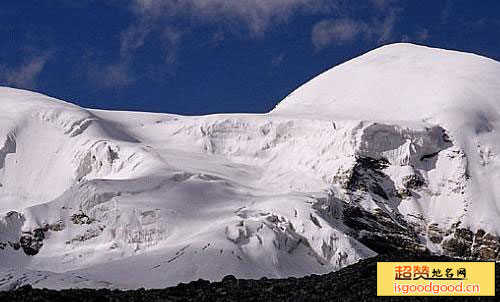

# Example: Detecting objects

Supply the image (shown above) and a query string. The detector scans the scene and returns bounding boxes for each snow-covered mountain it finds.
[1,43,500,289]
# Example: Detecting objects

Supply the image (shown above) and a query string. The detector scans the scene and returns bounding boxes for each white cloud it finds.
[162,27,185,65]
[369,0,396,10]
[271,53,286,66]
[417,28,429,41]
[375,9,397,43]
[312,18,366,49]
[87,62,134,88]
[0,53,51,89]
[90,0,328,87]
[400,28,430,43]
[131,0,335,35]
[120,21,153,59]
[85,20,154,88]
[311,6,400,49]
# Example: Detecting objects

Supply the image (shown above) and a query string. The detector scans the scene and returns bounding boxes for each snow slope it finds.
[273,43,500,232]
[1,43,500,289]
[0,89,373,289]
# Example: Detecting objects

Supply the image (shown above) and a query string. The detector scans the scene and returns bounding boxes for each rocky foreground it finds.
[1,252,497,301]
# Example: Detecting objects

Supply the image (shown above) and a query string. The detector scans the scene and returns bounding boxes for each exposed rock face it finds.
[342,205,423,254]
[322,155,426,254]
[0,215,65,256]
[19,221,66,256]
[440,227,500,260]
[401,174,426,191]
[71,212,93,225]
[344,156,392,200]
[427,223,445,244]
[319,149,500,261]
[66,227,104,245]
[442,228,473,257]
[19,229,45,256]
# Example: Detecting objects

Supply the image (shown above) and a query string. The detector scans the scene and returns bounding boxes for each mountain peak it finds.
[271,43,500,124]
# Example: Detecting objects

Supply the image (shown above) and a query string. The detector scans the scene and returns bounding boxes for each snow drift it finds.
[1,43,500,289]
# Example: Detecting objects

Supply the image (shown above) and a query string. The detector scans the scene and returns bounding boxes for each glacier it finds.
[1,43,500,289]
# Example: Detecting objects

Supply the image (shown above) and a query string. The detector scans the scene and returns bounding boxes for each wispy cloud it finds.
[376,8,398,43]
[416,28,429,41]
[401,28,430,43]
[440,0,454,24]
[86,0,336,89]
[85,19,154,88]
[120,20,154,60]
[0,52,52,89]
[369,0,396,10]
[127,0,338,64]
[131,0,336,36]
[161,26,186,65]
[271,53,286,66]
[86,62,134,88]
[311,4,401,50]
[312,18,367,49]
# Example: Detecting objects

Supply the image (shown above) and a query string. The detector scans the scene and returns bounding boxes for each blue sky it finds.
[0,0,499,114]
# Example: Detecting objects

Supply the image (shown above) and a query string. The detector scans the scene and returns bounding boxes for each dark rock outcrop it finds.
[442,227,500,260]
[71,212,93,225]
[12,221,65,256]
[19,229,45,256]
